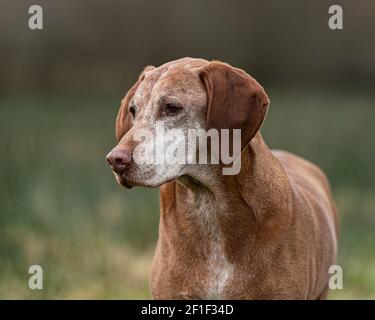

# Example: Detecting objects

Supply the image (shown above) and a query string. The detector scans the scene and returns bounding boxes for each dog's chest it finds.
[204,240,234,299]
[188,194,234,299]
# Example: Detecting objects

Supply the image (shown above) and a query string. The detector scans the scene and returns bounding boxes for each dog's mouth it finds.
[115,172,177,189]
[116,174,134,189]
[115,173,158,189]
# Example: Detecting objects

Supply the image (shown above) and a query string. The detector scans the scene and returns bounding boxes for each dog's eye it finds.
[165,103,183,116]
[129,105,136,118]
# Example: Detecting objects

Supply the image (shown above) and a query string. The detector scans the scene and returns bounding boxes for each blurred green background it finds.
[0,0,374,299]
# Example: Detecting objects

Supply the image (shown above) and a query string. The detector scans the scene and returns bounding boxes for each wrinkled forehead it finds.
[132,59,208,106]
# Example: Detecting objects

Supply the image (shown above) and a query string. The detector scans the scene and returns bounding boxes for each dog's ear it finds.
[115,66,155,142]
[199,61,270,150]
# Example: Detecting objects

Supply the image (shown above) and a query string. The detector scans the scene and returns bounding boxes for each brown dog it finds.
[106,58,338,299]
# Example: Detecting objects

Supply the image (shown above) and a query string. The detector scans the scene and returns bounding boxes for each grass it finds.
[0,90,374,299]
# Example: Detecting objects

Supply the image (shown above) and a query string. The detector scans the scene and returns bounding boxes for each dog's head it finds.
[106,57,269,188]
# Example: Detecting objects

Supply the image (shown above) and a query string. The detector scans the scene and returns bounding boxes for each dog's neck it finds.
[157,133,293,298]
[159,133,293,254]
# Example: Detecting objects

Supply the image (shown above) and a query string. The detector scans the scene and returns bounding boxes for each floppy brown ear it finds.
[199,61,270,150]
[115,66,155,142]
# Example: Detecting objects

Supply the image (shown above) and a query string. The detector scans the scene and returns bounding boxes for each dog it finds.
[106,57,338,299]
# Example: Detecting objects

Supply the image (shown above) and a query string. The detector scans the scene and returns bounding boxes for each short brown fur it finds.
[107,58,338,299]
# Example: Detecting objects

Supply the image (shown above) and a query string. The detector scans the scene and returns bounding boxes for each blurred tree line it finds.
[0,0,374,96]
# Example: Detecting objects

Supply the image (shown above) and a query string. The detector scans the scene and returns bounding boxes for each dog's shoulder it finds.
[272,149,338,232]
[272,149,331,197]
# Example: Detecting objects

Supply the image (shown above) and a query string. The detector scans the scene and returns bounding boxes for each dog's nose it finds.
[106,149,132,174]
